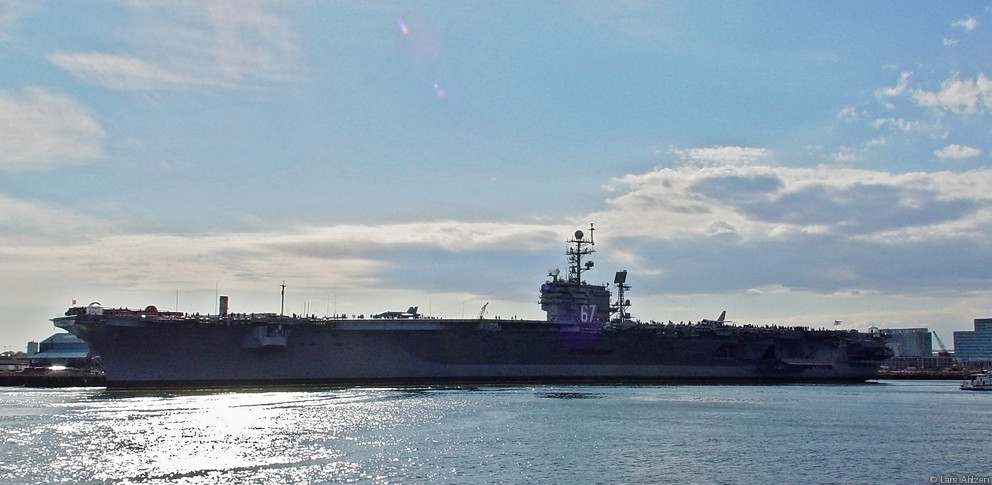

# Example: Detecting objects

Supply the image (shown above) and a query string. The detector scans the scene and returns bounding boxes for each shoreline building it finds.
[883,328,949,370]
[885,328,933,358]
[953,318,992,363]
[27,333,92,369]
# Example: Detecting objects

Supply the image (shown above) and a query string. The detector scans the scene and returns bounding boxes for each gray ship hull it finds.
[55,314,887,387]
[51,226,891,388]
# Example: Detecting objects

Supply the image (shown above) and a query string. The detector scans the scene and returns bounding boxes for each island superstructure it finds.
[53,225,892,387]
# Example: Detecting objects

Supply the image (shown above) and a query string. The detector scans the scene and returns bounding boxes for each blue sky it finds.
[2,1,992,350]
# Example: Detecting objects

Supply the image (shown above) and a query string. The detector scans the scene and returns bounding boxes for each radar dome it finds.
[85,302,103,316]
[574,230,584,240]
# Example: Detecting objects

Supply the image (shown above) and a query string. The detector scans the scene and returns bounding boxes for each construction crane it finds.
[479,302,489,319]
[932,331,951,357]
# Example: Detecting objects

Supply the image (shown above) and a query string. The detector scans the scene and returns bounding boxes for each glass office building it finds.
[953,318,992,361]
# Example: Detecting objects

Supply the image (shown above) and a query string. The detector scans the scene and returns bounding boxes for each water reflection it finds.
[29,387,465,483]
[3,383,988,483]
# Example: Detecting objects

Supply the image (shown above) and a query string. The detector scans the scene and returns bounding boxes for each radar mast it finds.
[567,223,596,284]
[612,270,631,322]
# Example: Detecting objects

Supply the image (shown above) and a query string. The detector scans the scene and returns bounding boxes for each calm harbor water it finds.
[0,380,989,484]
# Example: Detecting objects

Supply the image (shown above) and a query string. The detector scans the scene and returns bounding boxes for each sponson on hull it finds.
[53,225,892,388]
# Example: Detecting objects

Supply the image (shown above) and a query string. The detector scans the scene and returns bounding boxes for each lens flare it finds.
[433,83,446,99]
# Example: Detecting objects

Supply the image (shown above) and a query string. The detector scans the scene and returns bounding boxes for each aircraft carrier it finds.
[53,225,892,388]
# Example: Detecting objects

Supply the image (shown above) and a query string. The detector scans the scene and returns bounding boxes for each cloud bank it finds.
[4,158,991,312]
[593,161,992,296]
[0,88,105,170]
[50,1,302,91]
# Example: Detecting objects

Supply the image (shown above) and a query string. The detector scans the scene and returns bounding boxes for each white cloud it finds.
[0,216,565,297]
[48,53,192,91]
[0,194,117,247]
[836,106,860,121]
[934,144,981,161]
[913,74,992,115]
[197,0,301,82]
[0,1,34,42]
[51,0,302,90]
[831,147,863,163]
[876,71,912,99]
[872,117,947,139]
[872,117,912,131]
[952,17,978,32]
[0,88,105,170]
[597,163,992,243]
[589,163,992,303]
[671,146,769,166]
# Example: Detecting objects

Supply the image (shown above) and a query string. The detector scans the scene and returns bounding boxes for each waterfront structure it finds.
[0,353,28,372]
[884,328,933,357]
[953,318,992,362]
[881,327,952,371]
[28,333,91,368]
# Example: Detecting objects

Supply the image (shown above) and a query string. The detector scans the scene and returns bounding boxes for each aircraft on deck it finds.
[700,311,727,326]
[373,306,420,319]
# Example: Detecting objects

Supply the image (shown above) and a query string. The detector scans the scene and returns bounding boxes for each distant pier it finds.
[0,369,105,388]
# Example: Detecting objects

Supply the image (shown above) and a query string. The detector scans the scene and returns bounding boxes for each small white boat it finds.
[960,373,992,391]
